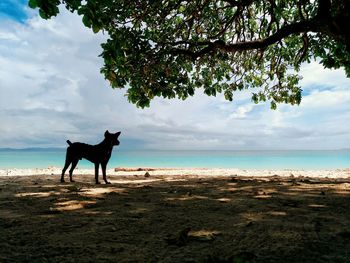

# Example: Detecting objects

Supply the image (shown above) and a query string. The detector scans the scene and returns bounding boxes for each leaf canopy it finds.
[29,0,350,108]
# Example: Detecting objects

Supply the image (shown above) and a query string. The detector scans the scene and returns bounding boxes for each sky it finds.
[0,2,349,150]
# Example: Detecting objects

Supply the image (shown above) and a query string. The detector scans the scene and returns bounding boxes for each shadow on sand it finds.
[1,174,350,262]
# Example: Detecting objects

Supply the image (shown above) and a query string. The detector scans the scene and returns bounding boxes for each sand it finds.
[1,167,350,262]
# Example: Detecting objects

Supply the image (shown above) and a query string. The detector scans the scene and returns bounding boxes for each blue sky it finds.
[0,0,29,22]
[0,2,350,150]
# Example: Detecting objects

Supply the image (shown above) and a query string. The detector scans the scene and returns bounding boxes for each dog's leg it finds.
[61,152,72,183]
[69,159,79,182]
[61,163,70,182]
[95,163,100,184]
[101,162,110,184]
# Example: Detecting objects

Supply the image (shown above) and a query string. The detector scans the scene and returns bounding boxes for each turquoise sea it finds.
[0,149,349,169]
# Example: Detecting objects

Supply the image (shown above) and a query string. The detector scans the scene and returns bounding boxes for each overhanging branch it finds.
[170,19,319,59]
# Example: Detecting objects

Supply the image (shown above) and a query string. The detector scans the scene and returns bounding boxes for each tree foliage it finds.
[29,0,350,108]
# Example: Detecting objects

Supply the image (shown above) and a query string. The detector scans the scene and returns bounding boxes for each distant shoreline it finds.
[1,149,349,170]
[1,148,350,151]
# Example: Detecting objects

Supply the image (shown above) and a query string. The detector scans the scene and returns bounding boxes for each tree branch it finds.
[171,19,318,59]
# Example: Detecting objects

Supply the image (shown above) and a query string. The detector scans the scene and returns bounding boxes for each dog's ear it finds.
[116,131,121,137]
[105,130,110,137]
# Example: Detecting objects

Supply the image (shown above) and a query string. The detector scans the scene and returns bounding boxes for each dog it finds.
[61,130,121,184]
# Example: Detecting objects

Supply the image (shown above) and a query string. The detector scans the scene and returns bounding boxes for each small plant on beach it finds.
[29,0,350,108]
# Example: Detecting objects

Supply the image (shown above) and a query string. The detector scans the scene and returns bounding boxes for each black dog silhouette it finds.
[61,130,121,184]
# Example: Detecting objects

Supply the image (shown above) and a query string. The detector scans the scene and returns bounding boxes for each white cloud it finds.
[300,62,349,88]
[229,104,254,119]
[0,7,349,149]
[302,88,350,109]
[0,31,20,41]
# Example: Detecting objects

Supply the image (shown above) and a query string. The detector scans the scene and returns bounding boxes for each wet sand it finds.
[1,168,350,262]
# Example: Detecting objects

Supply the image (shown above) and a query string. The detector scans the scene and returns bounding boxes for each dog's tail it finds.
[66,140,73,146]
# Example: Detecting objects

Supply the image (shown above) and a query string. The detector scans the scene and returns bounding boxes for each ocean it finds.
[0,149,349,170]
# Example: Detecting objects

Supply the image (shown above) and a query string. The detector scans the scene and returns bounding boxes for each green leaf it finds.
[188,87,195,96]
[82,15,92,28]
[28,0,38,9]
[224,90,233,101]
[252,93,259,104]
[92,24,100,33]
[270,101,277,110]
[39,9,48,19]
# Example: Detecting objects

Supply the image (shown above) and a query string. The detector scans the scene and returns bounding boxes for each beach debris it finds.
[165,227,191,246]
[138,168,156,171]
[115,167,156,172]
[144,172,150,177]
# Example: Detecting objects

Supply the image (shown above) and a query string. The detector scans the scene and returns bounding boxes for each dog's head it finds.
[105,130,121,146]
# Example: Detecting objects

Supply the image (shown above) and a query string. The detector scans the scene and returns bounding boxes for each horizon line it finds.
[0,147,349,151]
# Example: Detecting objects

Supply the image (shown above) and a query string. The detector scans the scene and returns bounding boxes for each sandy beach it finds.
[1,167,350,262]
